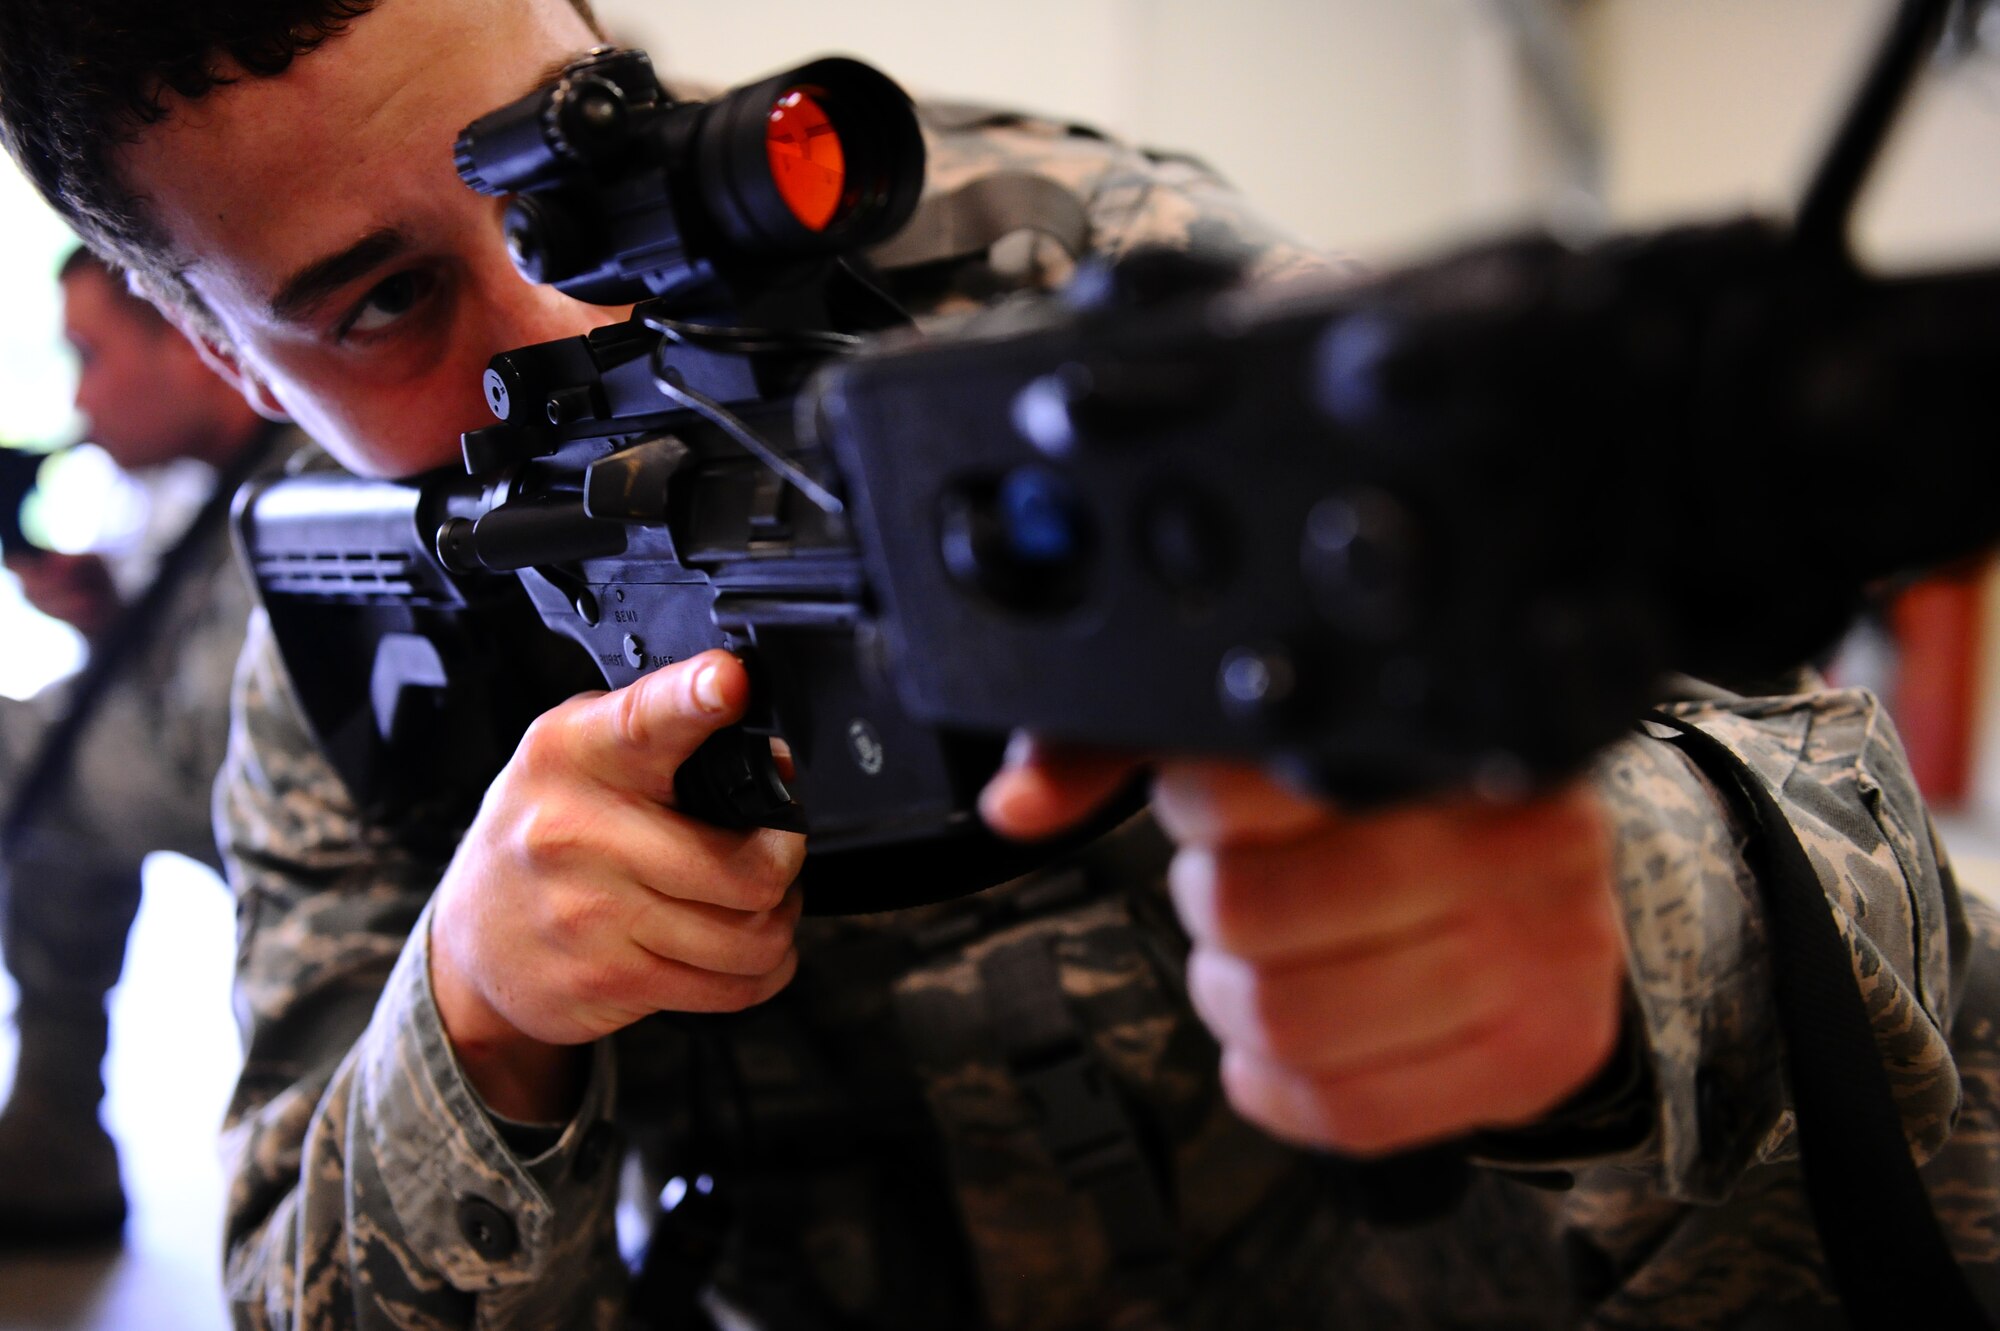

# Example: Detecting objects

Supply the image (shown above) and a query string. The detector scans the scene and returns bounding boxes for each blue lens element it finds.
[999,468,1083,566]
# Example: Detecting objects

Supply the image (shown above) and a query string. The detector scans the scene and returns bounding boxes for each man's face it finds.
[61,268,204,470]
[116,0,616,479]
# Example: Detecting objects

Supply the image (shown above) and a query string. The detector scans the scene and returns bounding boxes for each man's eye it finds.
[343,272,432,337]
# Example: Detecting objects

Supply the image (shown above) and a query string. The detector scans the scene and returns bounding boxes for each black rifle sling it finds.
[1649,712,1990,1329]
[2,425,283,850]
[975,931,1188,1308]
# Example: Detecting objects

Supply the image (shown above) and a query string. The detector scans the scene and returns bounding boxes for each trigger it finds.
[674,726,807,832]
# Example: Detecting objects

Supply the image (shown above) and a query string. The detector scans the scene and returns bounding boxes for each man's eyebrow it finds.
[264,53,601,324]
[268,228,409,324]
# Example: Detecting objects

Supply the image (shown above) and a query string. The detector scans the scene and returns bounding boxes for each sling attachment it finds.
[976,929,1187,1308]
[1650,711,1991,1330]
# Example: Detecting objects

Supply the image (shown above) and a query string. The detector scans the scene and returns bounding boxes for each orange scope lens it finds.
[766,90,846,232]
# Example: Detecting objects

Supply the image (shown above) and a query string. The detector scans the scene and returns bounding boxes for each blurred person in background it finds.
[0,246,301,1248]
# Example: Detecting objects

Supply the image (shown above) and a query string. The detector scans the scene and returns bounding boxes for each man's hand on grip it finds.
[983,744,1630,1157]
[428,650,806,1121]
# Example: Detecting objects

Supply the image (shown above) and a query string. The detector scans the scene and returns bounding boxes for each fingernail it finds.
[979,775,1032,836]
[977,779,1011,826]
[694,663,726,713]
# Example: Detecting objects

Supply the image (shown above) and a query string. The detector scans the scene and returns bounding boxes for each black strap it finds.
[3,425,283,847]
[976,933,1187,1308]
[1652,712,1990,1328]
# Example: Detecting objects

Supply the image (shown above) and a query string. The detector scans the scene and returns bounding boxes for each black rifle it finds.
[236,17,2000,908]
[234,6,2000,1321]
[237,47,1148,911]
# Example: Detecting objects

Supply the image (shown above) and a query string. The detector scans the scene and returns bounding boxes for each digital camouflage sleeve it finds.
[214,104,2000,1330]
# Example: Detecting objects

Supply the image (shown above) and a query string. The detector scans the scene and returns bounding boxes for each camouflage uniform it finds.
[214,106,2000,1329]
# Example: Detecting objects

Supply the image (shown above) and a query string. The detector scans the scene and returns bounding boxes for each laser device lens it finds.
[767,90,846,231]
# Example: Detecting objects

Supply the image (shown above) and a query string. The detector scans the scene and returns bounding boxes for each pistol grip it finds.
[673,726,807,833]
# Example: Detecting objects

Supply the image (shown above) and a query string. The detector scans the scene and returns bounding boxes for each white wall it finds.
[585,0,2000,265]
[589,0,1538,262]
[1583,0,2000,268]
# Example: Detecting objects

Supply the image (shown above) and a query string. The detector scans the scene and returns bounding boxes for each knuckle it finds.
[1176,849,1258,951]
[769,829,810,879]
[739,938,790,979]
[1216,1046,1266,1115]
[747,910,799,970]
[1185,947,1241,1038]
[511,710,573,783]
[569,954,638,1010]
[508,800,592,873]
[1220,1053,1373,1154]
[731,839,801,913]
[1200,955,1312,1055]
[609,679,656,752]
[1166,850,1214,934]
[540,886,612,949]
[1239,972,1312,1063]
[731,867,792,916]
[703,967,782,1013]
[763,945,800,994]
[718,916,792,977]
[1149,767,1216,844]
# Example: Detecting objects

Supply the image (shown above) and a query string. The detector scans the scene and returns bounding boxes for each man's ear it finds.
[179,322,290,422]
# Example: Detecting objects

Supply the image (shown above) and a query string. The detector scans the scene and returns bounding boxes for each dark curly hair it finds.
[0,1,599,334]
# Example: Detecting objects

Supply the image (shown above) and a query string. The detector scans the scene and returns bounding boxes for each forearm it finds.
[218,616,626,1328]
[428,914,591,1124]
[224,913,625,1331]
